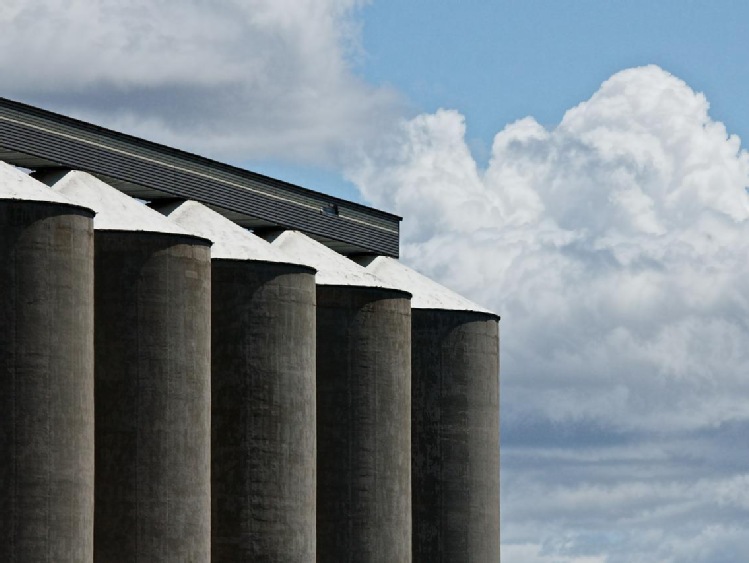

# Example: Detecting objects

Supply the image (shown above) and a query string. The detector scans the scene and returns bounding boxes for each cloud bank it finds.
[0,0,401,164]
[348,65,749,561]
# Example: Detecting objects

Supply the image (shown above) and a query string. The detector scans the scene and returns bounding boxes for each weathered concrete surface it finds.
[211,259,317,562]
[411,310,500,563]
[93,232,211,562]
[316,286,412,563]
[0,201,95,562]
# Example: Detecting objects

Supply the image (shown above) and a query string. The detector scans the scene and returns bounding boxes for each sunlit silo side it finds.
[358,256,500,563]
[155,200,317,562]
[0,162,95,562]
[268,231,412,563]
[35,171,212,563]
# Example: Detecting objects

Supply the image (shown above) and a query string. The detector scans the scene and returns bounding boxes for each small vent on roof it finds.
[321,203,339,217]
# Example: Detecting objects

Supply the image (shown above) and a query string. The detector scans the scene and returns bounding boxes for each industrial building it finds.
[0,96,500,562]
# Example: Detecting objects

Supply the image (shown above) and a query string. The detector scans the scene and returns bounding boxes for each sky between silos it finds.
[2,1,749,560]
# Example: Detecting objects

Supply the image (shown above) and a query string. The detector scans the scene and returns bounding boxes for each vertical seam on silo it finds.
[439,322,444,561]
[11,245,17,561]
[373,312,378,555]
[135,253,141,558]
[248,303,255,552]
[165,249,170,552]
[347,307,353,556]
[45,229,51,563]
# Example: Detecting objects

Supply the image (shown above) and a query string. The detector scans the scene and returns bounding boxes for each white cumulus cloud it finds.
[348,64,749,560]
[350,64,749,431]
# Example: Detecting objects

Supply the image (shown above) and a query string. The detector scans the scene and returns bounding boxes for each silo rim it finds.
[316,283,413,300]
[94,228,213,246]
[0,197,96,218]
[413,307,501,322]
[210,257,317,274]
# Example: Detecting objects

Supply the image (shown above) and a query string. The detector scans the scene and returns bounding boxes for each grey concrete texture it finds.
[411,310,500,563]
[316,286,412,563]
[93,232,211,562]
[0,201,95,562]
[211,259,317,562]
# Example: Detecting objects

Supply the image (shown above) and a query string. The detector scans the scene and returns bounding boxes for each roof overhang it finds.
[0,96,401,257]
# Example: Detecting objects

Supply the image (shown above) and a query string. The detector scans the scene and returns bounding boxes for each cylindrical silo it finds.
[268,231,412,563]
[35,171,212,562]
[154,200,317,562]
[358,256,500,563]
[0,162,95,562]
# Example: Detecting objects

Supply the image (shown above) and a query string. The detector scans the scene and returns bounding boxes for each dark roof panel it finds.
[0,96,400,256]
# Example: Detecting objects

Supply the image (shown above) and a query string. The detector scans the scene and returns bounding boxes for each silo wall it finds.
[411,310,500,563]
[316,286,412,563]
[211,259,317,562]
[93,231,211,562]
[0,200,95,562]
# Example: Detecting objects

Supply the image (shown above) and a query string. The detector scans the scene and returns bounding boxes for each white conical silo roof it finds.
[0,161,79,205]
[156,200,304,264]
[360,256,495,315]
[270,231,400,290]
[37,170,189,235]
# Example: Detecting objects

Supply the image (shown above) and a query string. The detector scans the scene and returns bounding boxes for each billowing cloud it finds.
[0,0,401,164]
[348,65,749,560]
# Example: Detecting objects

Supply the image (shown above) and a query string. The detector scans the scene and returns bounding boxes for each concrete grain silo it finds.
[268,231,412,563]
[358,256,500,563]
[35,171,212,563]
[154,201,317,562]
[0,162,95,562]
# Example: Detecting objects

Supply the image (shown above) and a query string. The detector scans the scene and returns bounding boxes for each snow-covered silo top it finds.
[0,161,82,206]
[270,231,403,291]
[360,256,496,316]
[156,200,304,265]
[37,170,190,235]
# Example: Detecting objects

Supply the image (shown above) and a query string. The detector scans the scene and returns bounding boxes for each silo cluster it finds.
[1,160,499,561]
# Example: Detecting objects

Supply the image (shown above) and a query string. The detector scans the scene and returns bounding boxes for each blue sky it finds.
[2,2,749,561]
[252,0,749,203]
[365,0,747,147]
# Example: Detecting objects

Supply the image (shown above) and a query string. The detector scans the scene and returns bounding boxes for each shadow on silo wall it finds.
[316,286,412,563]
[411,310,500,563]
[211,260,317,562]
[93,232,211,562]
[0,201,95,561]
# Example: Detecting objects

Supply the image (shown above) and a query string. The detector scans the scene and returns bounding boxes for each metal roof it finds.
[0,96,400,257]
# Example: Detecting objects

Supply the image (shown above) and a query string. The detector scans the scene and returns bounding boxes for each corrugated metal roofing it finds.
[0,96,401,257]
